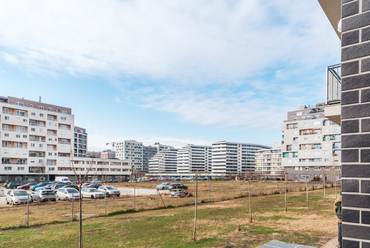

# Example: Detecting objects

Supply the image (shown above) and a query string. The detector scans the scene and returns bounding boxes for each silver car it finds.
[56,188,80,201]
[156,183,171,190]
[98,186,120,197]
[31,189,56,202]
[81,188,105,199]
[6,190,31,205]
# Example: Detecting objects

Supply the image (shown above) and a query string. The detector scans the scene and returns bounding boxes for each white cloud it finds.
[0,0,339,81]
[3,53,18,64]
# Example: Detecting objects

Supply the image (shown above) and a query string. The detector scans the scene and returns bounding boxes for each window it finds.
[23,119,27,123]
[61,117,66,121]
[31,112,35,116]
[16,135,20,138]
[4,167,12,170]
[4,133,9,137]
[39,144,43,148]
[40,113,44,117]
[305,167,309,171]
[48,152,52,156]
[17,167,25,171]
[39,128,43,133]
[16,102,24,106]
[4,116,9,120]
[61,110,68,114]
[31,128,35,132]
[49,167,55,171]
[48,108,52,111]
[31,143,35,148]
[300,174,309,180]
[39,106,44,110]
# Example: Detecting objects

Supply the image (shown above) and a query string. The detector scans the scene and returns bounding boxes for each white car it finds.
[98,186,120,197]
[56,188,80,201]
[0,188,4,197]
[81,188,105,199]
[6,190,31,205]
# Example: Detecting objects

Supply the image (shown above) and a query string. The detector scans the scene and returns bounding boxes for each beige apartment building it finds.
[0,96,131,182]
[281,103,341,182]
[255,142,283,179]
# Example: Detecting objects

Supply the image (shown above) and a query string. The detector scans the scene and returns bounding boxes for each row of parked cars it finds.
[155,183,188,190]
[3,181,122,205]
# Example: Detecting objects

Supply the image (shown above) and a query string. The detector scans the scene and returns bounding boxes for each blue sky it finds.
[0,0,340,150]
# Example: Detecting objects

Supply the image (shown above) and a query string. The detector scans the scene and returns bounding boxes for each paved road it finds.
[0,187,167,207]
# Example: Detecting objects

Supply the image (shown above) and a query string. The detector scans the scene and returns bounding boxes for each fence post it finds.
[222,185,223,200]
[134,188,136,211]
[208,185,210,202]
[27,194,30,227]
[105,191,107,216]
[72,195,74,221]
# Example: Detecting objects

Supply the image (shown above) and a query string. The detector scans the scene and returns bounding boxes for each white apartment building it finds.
[211,141,271,175]
[143,142,174,172]
[255,142,283,179]
[148,148,178,174]
[0,96,131,182]
[177,144,212,174]
[281,103,341,182]
[115,140,143,171]
[74,126,87,157]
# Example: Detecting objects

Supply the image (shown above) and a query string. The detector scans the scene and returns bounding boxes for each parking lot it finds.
[0,187,168,207]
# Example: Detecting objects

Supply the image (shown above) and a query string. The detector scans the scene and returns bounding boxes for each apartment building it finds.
[255,142,283,179]
[211,141,270,175]
[148,148,178,174]
[101,149,115,159]
[115,140,143,171]
[177,144,212,174]
[0,96,131,182]
[281,103,341,182]
[143,142,174,172]
[74,126,87,157]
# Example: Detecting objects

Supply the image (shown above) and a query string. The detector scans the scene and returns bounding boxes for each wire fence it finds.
[0,181,340,229]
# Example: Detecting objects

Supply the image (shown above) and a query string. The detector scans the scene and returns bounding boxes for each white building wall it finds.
[149,149,178,174]
[255,142,283,178]
[115,140,144,171]
[177,144,211,174]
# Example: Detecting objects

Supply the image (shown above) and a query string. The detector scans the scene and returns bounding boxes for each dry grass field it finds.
[0,184,340,248]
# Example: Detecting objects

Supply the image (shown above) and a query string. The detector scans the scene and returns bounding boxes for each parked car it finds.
[88,183,101,189]
[51,183,68,192]
[90,178,101,183]
[3,182,10,188]
[80,183,92,188]
[81,188,105,199]
[98,186,120,197]
[17,182,37,190]
[56,188,80,201]
[31,189,56,202]
[30,182,52,191]
[6,190,31,205]
[174,178,181,181]
[0,188,4,197]
[149,178,157,182]
[7,182,23,189]
[168,183,188,190]
[55,176,71,184]
[112,179,119,183]
[61,185,80,191]
[156,183,171,190]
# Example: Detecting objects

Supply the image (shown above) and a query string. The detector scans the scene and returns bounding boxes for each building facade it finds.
[281,104,341,182]
[255,142,283,179]
[0,96,131,182]
[101,149,115,159]
[211,140,270,175]
[148,148,178,174]
[74,126,87,157]
[143,142,174,172]
[177,144,212,174]
[115,140,143,171]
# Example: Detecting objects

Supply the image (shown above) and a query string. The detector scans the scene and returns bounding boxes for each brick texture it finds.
[361,149,370,162]
[342,1,359,18]
[342,104,370,119]
[362,118,370,132]
[342,11,370,32]
[363,27,370,42]
[342,61,359,76]
[342,164,370,177]
[342,133,370,147]
[343,194,370,208]
[361,180,370,193]
[342,90,359,105]
[342,179,359,192]
[364,0,370,12]
[342,119,359,133]
[342,30,359,46]
[342,42,370,61]
[362,58,370,72]
[343,209,360,223]
[362,211,370,224]
[342,73,370,91]
[342,149,359,162]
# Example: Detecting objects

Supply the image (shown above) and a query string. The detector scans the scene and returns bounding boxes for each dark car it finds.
[17,182,37,189]
[7,182,23,189]
[167,183,188,190]
[51,183,68,192]
[61,185,80,191]
[88,183,101,189]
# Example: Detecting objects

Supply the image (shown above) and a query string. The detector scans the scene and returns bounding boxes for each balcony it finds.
[325,64,341,125]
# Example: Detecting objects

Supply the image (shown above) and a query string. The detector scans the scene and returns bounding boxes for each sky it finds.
[0,0,340,151]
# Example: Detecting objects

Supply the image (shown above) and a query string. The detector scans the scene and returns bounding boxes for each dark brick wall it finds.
[341,0,370,245]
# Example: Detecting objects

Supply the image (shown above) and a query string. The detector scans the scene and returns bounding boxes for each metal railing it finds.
[326,64,341,104]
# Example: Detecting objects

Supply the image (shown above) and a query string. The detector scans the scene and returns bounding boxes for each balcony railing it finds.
[326,64,341,105]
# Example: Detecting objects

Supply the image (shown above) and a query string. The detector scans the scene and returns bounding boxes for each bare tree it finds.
[69,153,97,248]
[245,171,253,222]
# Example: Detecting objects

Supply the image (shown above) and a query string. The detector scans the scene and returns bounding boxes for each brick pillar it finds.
[341,0,370,247]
